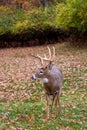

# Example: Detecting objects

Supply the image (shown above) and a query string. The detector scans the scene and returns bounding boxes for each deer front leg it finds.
[46,93,50,118]
[51,94,56,113]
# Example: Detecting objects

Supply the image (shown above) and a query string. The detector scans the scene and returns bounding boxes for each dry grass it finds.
[0,43,87,130]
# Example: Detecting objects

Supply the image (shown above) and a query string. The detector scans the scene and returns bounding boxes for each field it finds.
[0,43,87,130]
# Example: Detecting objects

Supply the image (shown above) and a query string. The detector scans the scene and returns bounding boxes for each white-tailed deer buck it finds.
[31,47,63,116]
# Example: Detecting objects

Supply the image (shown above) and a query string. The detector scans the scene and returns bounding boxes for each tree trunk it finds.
[40,0,48,7]
[2,0,7,5]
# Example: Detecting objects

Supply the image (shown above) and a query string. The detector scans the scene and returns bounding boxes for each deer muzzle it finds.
[31,74,37,80]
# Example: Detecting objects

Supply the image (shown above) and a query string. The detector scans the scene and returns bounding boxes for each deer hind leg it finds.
[57,95,61,110]
[55,92,61,115]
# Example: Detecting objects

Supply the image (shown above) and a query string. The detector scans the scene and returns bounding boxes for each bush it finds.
[0,6,56,35]
[0,6,13,34]
[11,9,28,34]
[56,0,87,31]
[0,0,87,42]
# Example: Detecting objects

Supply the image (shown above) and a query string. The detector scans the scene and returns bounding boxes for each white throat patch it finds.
[41,78,49,83]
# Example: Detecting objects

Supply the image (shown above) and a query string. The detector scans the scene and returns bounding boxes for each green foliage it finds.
[55,0,66,3]
[0,6,56,35]
[27,6,56,29]
[0,6,13,34]
[0,0,87,37]
[11,9,28,34]
[56,0,87,31]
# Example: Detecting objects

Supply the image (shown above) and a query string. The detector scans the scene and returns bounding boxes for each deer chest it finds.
[41,78,49,83]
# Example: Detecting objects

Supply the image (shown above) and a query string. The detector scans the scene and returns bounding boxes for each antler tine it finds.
[30,54,44,65]
[53,47,55,60]
[47,46,52,60]
[44,54,47,59]
[37,54,44,65]
[30,46,55,65]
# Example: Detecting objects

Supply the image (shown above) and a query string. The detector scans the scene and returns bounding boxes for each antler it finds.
[30,46,55,65]
[30,54,44,65]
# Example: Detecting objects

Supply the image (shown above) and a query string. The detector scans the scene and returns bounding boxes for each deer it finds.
[31,47,63,117]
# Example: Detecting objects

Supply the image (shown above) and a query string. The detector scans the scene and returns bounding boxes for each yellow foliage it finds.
[12,20,29,33]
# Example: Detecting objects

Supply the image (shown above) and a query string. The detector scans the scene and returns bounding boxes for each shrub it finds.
[56,0,87,31]
[11,9,27,34]
[0,6,56,35]
[0,1,87,39]
[0,6,13,35]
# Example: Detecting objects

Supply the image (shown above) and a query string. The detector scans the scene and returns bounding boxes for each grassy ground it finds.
[0,43,87,130]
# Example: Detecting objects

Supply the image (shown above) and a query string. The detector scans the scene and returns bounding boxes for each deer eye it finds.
[40,70,44,74]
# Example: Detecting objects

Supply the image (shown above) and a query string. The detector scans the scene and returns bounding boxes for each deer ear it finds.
[48,62,53,70]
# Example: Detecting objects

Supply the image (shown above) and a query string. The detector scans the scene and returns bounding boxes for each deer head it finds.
[31,47,56,81]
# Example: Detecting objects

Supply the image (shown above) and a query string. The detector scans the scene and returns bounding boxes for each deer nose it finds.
[31,74,37,80]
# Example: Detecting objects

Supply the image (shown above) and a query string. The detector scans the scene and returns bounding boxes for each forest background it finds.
[0,0,87,47]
